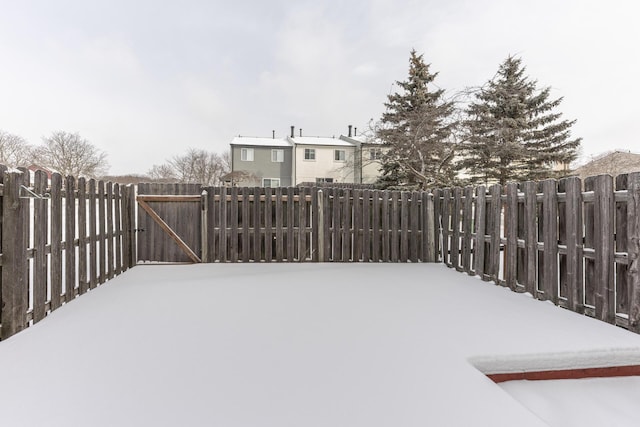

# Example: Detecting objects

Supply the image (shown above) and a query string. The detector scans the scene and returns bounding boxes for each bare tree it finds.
[34,131,108,178]
[0,130,34,167]
[148,148,230,186]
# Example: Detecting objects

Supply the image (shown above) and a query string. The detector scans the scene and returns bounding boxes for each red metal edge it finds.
[488,365,640,383]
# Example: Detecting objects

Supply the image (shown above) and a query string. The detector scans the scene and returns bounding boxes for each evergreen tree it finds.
[461,56,581,185]
[377,50,457,188]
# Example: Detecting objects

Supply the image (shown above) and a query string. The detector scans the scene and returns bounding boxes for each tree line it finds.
[375,50,581,189]
[0,130,230,184]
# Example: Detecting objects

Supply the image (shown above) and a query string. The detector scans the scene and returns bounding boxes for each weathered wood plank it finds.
[423,191,436,263]
[451,188,462,269]
[65,176,77,300]
[275,187,283,262]
[353,189,363,262]
[253,187,262,262]
[242,187,250,263]
[98,181,106,284]
[230,186,239,263]
[287,187,295,262]
[441,188,451,266]
[1,171,28,339]
[593,174,615,323]
[332,189,341,262]
[311,188,319,261]
[410,191,420,263]
[474,186,487,278]
[50,173,63,311]
[77,178,88,295]
[219,187,228,262]
[381,191,390,262]
[488,184,502,283]
[372,190,381,262]
[523,181,537,296]
[113,183,122,274]
[616,174,629,315]
[461,186,474,273]
[564,176,584,313]
[322,189,331,261]
[542,180,558,302]
[264,186,272,262]
[400,191,409,262]
[32,170,48,323]
[362,189,371,262]
[584,177,596,307]
[342,188,351,262]
[391,191,400,263]
[106,182,115,279]
[627,172,640,332]
[298,186,308,261]
[88,179,98,289]
[505,183,518,291]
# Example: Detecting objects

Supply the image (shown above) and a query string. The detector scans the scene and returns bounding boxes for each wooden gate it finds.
[137,183,204,263]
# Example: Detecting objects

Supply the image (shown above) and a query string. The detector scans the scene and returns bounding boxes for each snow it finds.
[1,263,640,426]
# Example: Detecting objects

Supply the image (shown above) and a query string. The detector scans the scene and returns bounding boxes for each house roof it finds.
[289,136,356,147]
[574,150,640,179]
[230,136,292,148]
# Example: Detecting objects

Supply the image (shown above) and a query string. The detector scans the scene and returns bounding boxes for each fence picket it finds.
[505,183,518,291]
[50,174,63,311]
[542,180,559,302]
[33,170,48,324]
[628,172,640,332]
[594,175,615,323]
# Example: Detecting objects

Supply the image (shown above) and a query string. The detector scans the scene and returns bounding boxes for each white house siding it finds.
[293,140,357,184]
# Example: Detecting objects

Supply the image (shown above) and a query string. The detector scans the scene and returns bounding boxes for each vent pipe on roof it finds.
[272,130,275,139]
[299,128,302,137]
[354,127,357,136]
[348,125,352,137]
[290,126,294,138]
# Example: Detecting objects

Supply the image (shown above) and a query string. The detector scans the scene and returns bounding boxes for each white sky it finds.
[1,0,638,175]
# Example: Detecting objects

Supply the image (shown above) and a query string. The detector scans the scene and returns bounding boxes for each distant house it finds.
[229,126,386,187]
[339,133,387,185]
[291,134,357,185]
[573,150,640,180]
[229,136,293,187]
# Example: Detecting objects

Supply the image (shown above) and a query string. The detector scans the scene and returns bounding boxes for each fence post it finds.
[1,170,28,339]
[201,190,209,263]
[318,189,325,262]
[628,172,640,332]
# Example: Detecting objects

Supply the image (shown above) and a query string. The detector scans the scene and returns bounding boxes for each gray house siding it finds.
[231,145,293,186]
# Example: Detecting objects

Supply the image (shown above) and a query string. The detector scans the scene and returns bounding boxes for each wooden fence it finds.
[135,186,437,263]
[436,173,640,332]
[0,167,136,340]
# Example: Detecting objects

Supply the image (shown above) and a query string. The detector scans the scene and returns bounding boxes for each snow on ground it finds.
[1,263,640,426]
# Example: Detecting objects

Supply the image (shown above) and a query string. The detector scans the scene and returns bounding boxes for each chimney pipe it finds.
[272,130,275,139]
[290,126,294,138]
[354,127,357,136]
[299,128,302,137]
[348,125,352,137]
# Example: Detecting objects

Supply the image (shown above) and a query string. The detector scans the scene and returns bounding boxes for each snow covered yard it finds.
[2,263,640,426]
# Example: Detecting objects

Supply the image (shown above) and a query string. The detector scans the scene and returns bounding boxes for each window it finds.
[316,177,334,183]
[263,178,281,187]
[369,148,382,160]
[271,149,284,162]
[304,148,316,161]
[334,149,346,162]
[241,148,254,161]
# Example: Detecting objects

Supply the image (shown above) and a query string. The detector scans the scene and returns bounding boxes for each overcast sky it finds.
[1,0,638,175]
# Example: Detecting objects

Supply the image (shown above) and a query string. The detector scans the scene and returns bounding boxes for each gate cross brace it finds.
[136,196,202,263]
